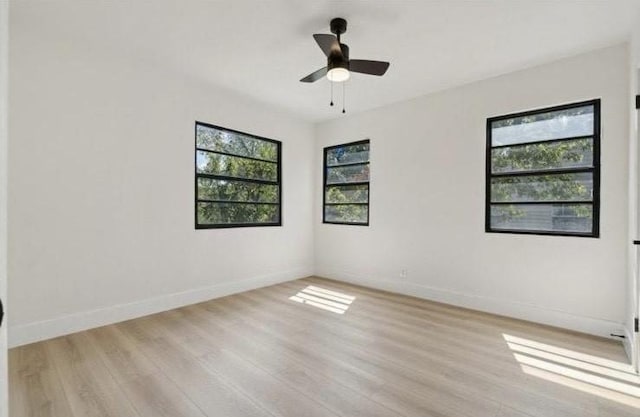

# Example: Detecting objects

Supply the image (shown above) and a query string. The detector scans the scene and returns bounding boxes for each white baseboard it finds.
[9,267,312,348]
[10,265,625,348]
[316,266,624,339]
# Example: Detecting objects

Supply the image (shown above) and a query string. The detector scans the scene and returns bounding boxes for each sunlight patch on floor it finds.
[289,285,355,314]
[504,333,640,408]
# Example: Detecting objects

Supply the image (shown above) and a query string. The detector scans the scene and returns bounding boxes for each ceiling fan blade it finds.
[300,67,328,83]
[313,34,342,57]
[349,60,390,76]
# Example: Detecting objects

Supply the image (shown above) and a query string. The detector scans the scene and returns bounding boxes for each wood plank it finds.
[115,318,273,417]
[85,325,208,417]
[303,277,625,361]
[137,312,343,417]
[200,297,502,417]
[84,325,157,383]
[225,281,630,416]
[155,306,406,417]
[46,333,141,417]
[9,342,73,417]
[223,290,588,417]
[9,277,637,417]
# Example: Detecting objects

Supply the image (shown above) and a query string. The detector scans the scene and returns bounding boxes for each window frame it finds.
[322,139,370,226]
[485,99,601,238]
[194,121,282,229]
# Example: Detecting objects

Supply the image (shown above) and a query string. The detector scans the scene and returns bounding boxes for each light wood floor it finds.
[9,276,640,417]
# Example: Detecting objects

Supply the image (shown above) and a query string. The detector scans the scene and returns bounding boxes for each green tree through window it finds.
[323,140,370,225]
[486,100,600,236]
[195,123,281,228]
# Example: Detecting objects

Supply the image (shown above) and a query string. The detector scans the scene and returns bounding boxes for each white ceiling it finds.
[12,0,640,122]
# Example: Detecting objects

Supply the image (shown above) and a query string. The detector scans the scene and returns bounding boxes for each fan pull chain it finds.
[342,81,346,114]
[330,81,334,106]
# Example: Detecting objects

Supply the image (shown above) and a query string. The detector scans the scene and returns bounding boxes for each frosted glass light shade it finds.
[327,67,350,82]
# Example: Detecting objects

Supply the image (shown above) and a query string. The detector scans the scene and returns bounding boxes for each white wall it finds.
[627,13,640,368]
[8,18,315,346]
[315,44,630,338]
[0,0,8,415]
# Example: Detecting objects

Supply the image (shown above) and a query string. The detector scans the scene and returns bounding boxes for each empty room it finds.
[3,1,640,416]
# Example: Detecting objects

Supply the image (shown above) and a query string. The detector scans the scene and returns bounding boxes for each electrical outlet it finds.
[400,269,408,279]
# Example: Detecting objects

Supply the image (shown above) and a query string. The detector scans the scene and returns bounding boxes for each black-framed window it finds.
[195,122,281,229]
[486,99,600,237]
[323,140,370,225]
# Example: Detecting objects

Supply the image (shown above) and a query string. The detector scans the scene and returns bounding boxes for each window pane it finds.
[323,140,370,226]
[324,205,368,224]
[491,105,594,146]
[196,124,278,162]
[196,150,277,182]
[197,177,278,203]
[197,202,279,225]
[326,164,369,184]
[491,138,593,173]
[490,204,592,234]
[326,143,370,166]
[325,184,368,204]
[491,172,593,203]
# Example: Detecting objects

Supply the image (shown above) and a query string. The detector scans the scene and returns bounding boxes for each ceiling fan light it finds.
[327,67,350,82]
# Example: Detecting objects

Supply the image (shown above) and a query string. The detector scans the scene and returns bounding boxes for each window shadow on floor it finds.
[289,285,355,315]
[504,333,640,408]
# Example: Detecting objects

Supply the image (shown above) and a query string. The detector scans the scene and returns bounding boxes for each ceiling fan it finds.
[300,18,390,83]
